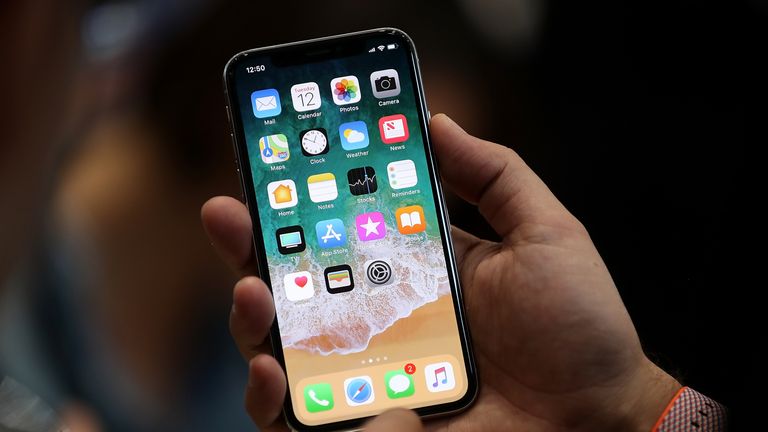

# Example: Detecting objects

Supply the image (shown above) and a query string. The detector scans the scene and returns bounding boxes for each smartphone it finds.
[223,28,477,430]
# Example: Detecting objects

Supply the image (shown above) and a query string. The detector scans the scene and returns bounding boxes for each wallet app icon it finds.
[251,88,281,118]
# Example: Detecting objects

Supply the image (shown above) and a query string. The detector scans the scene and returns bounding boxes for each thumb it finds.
[430,113,579,238]
[364,409,423,432]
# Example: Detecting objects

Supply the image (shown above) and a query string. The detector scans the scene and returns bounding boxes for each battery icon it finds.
[387,43,397,50]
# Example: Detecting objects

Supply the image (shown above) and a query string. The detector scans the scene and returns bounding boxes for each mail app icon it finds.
[251,88,282,118]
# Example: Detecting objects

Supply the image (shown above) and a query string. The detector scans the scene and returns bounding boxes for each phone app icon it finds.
[370,69,401,99]
[379,114,410,144]
[307,173,338,203]
[251,88,281,118]
[330,75,362,105]
[324,264,354,294]
[364,259,394,287]
[347,166,377,195]
[387,159,418,189]
[267,180,298,209]
[258,133,289,164]
[276,226,305,254]
[355,212,386,241]
[339,121,369,150]
[300,128,329,156]
[315,219,347,248]
[283,271,314,302]
[304,382,334,413]
[291,82,321,112]
[344,376,374,406]
[396,205,426,234]
[385,369,414,399]
[424,362,456,393]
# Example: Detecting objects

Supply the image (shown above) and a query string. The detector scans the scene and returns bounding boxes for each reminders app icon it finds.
[251,88,281,118]
[387,159,417,189]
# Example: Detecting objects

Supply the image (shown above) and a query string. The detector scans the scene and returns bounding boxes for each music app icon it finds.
[424,362,456,393]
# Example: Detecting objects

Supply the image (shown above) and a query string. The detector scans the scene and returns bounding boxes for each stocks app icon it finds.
[347,166,377,196]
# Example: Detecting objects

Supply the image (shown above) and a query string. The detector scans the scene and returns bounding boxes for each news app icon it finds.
[379,114,409,144]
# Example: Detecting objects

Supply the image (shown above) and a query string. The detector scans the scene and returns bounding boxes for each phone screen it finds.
[225,29,476,429]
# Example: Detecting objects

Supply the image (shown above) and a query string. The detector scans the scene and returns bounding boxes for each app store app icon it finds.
[315,219,347,248]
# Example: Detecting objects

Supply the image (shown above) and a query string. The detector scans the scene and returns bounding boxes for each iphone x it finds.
[223,28,477,430]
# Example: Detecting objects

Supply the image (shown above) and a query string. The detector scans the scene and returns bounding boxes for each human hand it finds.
[201,114,680,431]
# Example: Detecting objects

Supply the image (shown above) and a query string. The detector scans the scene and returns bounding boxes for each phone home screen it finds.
[227,32,474,428]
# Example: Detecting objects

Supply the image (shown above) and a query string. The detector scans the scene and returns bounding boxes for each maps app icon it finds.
[258,134,289,164]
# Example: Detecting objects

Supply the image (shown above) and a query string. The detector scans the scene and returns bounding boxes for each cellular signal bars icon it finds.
[368,47,376,53]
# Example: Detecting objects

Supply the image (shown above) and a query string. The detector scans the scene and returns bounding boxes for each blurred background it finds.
[0,0,759,430]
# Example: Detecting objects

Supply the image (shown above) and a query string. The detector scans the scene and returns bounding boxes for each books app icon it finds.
[395,205,426,235]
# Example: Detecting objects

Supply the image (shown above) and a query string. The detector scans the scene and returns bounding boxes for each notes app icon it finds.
[307,173,338,203]
[424,362,456,393]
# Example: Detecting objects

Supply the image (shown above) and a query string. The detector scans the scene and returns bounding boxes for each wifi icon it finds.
[377,45,386,52]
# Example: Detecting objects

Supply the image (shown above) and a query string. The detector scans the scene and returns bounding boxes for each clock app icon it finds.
[300,128,329,156]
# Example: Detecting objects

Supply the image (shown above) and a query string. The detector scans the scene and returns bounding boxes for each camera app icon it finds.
[370,69,400,99]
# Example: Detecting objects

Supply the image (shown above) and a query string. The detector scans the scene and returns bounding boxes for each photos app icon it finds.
[330,75,361,105]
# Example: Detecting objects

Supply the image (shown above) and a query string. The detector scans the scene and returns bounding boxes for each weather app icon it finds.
[339,121,369,150]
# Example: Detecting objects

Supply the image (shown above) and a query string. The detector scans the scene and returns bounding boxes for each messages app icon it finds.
[339,121,369,150]
[385,369,414,399]
[251,89,281,118]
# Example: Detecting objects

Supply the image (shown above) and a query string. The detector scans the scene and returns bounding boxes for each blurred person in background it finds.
[0,1,93,431]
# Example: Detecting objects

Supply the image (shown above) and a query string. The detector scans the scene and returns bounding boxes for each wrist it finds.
[608,358,682,432]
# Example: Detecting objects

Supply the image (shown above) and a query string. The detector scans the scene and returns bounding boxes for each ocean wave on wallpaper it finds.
[272,236,450,356]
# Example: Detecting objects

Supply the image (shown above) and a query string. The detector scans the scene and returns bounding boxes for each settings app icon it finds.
[364,259,394,286]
